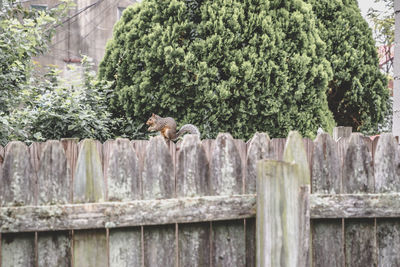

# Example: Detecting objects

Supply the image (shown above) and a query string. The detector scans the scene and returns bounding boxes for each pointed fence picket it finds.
[1,127,400,267]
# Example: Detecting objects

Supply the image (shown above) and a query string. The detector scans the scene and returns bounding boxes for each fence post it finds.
[256,131,310,267]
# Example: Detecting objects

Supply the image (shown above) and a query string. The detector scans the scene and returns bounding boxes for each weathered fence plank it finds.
[374,133,400,266]
[310,193,400,218]
[210,133,245,266]
[177,135,209,197]
[343,133,376,267]
[0,195,256,232]
[246,133,273,194]
[332,126,352,141]
[311,133,343,267]
[282,131,310,266]
[73,139,107,267]
[37,140,70,204]
[176,135,210,267]
[106,138,142,266]
[256,159,310,267]
[245,132,273,267]
[270,138,286,160]
[0,142,36,267]
[36,141,71,266]
[283,131,310,185]
[142,136,175,266]
[107,138,140,201]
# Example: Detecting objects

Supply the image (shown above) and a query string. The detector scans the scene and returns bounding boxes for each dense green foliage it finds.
[100,0,336,139]
[0,1,113,145]
[310,0,390,133]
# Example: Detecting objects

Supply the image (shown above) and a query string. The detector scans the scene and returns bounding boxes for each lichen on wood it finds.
[73,139,105,203]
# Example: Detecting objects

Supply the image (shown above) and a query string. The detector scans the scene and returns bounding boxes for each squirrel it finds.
[146,113,200,141]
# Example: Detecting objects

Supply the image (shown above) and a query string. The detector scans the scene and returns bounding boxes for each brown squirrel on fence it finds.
[146,113,200,141]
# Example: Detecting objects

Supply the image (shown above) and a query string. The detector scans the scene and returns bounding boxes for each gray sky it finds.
[358,0,388,19]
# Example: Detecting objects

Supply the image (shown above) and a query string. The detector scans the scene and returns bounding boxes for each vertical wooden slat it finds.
[311,133,344,267]
[332,126,352,141]
[36,141,71,266]
[311,133,341,193]
[282,131,311,266]
[374,133,400,266]
[343,133,376,267]
[210,133,245,267]
[0,142,36,267]
[246,133,273,267]
[142,136,175,266]
[270,138,286,160]
[106,138,142,266]
[73,139,107,267]
[176,135,210,267]
[256,159,310,267]
[283,131,310,185]
[245,133,273,194]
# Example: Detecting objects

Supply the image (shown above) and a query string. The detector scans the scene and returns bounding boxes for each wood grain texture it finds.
[332,126,352,141]
[270,138,286,160]
[245,133,273,267]
[144,225,175,267]
[73,139,107,267]
[310,193,400,218]
[142,136,176,266]
[142,136,174,200]
[177,135,210,267]
[107,138,141,266]
[73,139,105,203]
[0,195,256,232]
[37,231,70,267]
[176,135,209,197]
[73,229,107,267]
[311,133,343,267]
[343,134,374,194]
[246,133,273,194]
[60,138,79,203]
[1,142,36,266]
[37,140,70,205]
[374,133,400,266]
[107,138,140,201]
[132,139,149,198]
[109,228,142,267]
[283,131,310,185]
[210,133,242,195]
[37,140,71,266]
[256,160,310,267]
[312,133,341,194]
[343,133,376,267]
[312,219,343,267]
[210,133,245,266]
[212,220,246,267]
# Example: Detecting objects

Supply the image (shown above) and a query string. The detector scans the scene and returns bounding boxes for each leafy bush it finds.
[309,0,390,133]
[0,57,113,145]
[99,0,335,139]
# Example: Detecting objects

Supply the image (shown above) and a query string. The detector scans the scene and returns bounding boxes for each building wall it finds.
[27,0,138,77]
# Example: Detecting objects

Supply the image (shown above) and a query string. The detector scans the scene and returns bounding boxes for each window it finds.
[31,4,47,11]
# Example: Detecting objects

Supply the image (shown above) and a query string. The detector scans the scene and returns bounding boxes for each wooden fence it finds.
[0,128,399,266]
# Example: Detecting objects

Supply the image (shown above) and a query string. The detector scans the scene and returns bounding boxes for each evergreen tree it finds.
[99,0,336,139]
[310,0,390,133]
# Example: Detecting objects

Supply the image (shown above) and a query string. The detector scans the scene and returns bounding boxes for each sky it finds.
[358,0,388,19]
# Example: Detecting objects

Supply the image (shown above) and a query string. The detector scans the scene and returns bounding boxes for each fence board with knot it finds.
[0,127,399,266]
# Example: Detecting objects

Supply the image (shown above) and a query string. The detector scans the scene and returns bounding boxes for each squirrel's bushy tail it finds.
[176,124,200,139]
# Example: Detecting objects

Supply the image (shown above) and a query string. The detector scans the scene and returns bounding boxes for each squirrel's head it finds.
[146,113,158,127]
